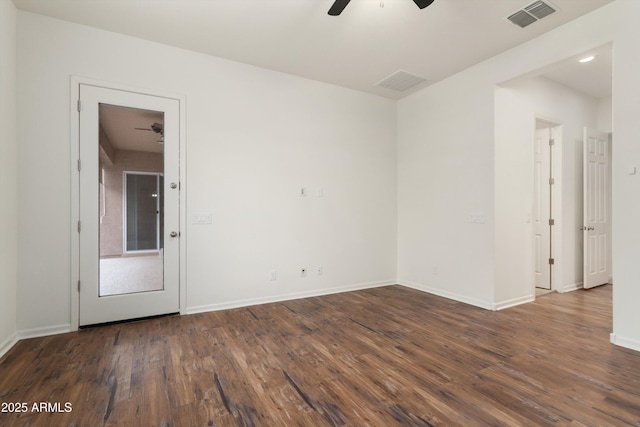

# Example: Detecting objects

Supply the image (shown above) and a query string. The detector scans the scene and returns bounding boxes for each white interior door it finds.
[583,127,609,289]
[78,84,180,326]
[534,127,551,289]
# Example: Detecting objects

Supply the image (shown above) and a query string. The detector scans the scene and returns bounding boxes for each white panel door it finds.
[78,84,180,326]
[583,127,609,289]
[533,128,551,289]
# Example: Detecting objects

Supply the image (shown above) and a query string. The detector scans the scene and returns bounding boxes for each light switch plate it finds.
[192,212,212,224]
[468,212,485,224]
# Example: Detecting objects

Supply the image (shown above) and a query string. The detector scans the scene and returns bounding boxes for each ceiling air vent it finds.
[375,70,428,92]
[507,10,537,28]
[507,1,557,28]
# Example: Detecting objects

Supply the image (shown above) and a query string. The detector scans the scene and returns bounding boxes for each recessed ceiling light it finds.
[579,56,595,63]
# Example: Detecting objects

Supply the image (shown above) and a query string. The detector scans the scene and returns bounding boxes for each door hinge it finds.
[549,139,555,146]
[77,220,81,233]
[77,159,81,171]
[548,218,555,226]
[77,99,81,112]
[549,258,555,265]
[549,178,554,185]
[77,280,81,292]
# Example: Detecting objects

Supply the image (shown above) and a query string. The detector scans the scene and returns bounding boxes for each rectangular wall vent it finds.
[507,1,556,28]
[375,70,428,92]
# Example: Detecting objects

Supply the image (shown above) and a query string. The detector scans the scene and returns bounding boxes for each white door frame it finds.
[532,117,563,295]
[533,126,552,290]
[70,76,187,330]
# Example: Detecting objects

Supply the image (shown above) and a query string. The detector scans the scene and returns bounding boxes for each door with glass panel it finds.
[78,84,180,326]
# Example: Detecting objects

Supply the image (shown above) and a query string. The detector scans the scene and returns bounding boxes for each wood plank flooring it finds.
[1,285,639,426]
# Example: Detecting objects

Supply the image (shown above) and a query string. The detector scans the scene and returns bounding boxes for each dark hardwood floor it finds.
[1,285,639,426]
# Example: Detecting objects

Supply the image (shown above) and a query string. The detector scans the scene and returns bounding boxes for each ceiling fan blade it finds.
[134,127,152,131]
[328,0,351,16]
[413,0,435,9]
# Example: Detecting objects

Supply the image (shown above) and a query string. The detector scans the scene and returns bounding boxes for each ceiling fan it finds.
[329,0,435,16]
[135,122,164,144]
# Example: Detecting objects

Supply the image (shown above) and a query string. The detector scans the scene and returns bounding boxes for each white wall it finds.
[16,12,397,332]
[397,68,496,309]
[611,0,640,351]
[597,95,613,284]
[398,2,615,311]
[495,77,599,305]
[0,0,18,357]
[597,96,613,132]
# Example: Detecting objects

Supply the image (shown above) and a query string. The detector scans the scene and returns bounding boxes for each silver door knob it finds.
[587,226,595,231]
[170,231,178,238]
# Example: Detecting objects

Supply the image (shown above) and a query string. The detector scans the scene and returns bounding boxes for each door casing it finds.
[532,117,563,295]
[533,126,552,290]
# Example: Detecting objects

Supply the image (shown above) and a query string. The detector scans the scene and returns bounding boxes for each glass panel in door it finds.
[98,104,165,297]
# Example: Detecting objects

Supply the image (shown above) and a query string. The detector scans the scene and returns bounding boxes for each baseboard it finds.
[0,332,19,360]
[398,280,494,311]
[185,280,396,315]
[18,324,72,340]
[493,294,535,311]
[610,333,640,353]
[560,282,583,293]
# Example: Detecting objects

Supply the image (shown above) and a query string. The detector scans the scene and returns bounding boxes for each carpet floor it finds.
[99,254,163,296]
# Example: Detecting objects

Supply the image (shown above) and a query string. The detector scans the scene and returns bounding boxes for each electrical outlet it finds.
[269,270,277,281]
[316,265,323,276]
[300,187,307,197]
[300,268,307,277]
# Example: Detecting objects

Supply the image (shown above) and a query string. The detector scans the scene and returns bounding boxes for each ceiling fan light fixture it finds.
[412,0,435,10]
[328,0,434,15]
[328,0,351,16]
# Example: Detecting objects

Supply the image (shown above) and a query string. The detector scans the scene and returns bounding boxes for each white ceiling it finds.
[13,0,614,100]
[540,46,612,99]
